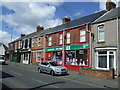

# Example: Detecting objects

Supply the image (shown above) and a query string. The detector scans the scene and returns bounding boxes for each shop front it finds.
[45,43,90,71]
[20,49,31,64]
[11,49,20,63]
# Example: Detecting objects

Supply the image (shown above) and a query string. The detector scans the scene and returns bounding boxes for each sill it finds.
[66,43,71,45]
[79,41,87,43]
[97,41,105,43]
[59,44,63,46]
[47,45,52,47]
[95,67,109,71]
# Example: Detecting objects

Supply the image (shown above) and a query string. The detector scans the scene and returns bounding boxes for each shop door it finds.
[45,52,52,61]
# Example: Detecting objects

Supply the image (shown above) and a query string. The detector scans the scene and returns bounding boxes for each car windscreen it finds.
[49,62,60,66]
[0,57,5,59]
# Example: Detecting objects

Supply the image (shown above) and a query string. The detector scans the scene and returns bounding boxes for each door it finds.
[45,52,52,61]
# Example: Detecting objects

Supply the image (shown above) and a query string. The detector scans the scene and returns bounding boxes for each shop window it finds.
[76,50,88,66]
[65,50,88,66]
[66,32,70,44]
[80,28,86,42]
[98,25,105,42]
[52,52,62,65]
[36,52,41,62]
[59,33,63,45]
[37,37,41,46]
[48,36,52,46]
[96,50,116,70]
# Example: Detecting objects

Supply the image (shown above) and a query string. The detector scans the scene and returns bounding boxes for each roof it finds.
[44,10,107,35]
[93,7,120,24]
[12,30,44,43]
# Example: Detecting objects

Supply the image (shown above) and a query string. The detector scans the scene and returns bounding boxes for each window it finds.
[59,33,63,45]
[36,52,41,62]
[48,36,52,46]
[37,37,41,46]
[80,28,86,42]
[98,25,105,42]
[66,32,70,44]
[27,39,29,48]
[96,50,116,70]
[32,38,34,47]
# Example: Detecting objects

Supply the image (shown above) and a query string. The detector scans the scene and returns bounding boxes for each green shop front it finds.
[45,43,90,71]
[11,49,20,63]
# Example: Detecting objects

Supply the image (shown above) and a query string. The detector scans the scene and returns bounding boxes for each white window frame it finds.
[98,25,105,42]
[59,33,63,45]
[32,38,34,47]
[48,36,52,46]
[37,37,41,46]
[66,32,70,44]
[80,28,86,42]
[36,52,41,62]
[96,50,116,70]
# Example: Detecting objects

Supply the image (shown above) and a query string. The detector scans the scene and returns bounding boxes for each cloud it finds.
[2,2,62,35]
[0,30,18,46]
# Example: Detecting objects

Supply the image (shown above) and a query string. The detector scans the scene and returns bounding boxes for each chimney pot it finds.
[106,0,116,11]
[36,26,44,32]
[62,16,71,24]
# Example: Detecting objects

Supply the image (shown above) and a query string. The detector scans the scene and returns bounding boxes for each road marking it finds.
[10,71,23,76]
[32,78,59,88]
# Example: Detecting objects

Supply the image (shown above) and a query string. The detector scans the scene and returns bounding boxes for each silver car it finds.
[38,61,68,76]
[0,56,6,65]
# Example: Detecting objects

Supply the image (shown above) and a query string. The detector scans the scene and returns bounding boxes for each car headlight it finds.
[55,68,61,72]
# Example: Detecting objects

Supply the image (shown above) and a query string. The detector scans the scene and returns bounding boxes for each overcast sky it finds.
[0,0,119,46]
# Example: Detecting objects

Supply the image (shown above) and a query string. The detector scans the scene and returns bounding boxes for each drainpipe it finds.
[117,17,119,77]
[86,23,92,68]
[62,30,65,66]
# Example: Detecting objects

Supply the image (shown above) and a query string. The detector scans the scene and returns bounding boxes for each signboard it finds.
[45,43,89,52]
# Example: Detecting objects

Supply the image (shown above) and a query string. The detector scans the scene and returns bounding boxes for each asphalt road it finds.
[1,62,109,89]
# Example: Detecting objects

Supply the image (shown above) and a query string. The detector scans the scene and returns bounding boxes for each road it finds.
[1,62,110,89]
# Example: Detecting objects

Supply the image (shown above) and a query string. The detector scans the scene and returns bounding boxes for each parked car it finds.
[38,61,68,76]
[0,56,6,65]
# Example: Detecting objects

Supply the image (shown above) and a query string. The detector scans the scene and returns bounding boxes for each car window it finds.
[49,62,60,66]
[41,62,49,66]
[0,57,5,60]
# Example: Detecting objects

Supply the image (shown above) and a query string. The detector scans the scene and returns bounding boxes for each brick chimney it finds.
[36,26,44,32]
[106,0,116,11]
[62,16,71,24]
[21,34,26,37]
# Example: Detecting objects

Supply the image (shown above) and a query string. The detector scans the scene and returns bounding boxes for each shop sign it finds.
[46,43,89,52]
[46,46,64,52]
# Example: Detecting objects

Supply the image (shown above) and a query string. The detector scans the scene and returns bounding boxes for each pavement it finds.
[5,61,119,89]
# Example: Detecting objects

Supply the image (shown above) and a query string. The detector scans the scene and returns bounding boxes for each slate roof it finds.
[93,7,120,24]
[44,10,107,35]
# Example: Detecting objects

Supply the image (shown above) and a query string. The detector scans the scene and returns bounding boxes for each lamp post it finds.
[6,26,14,42]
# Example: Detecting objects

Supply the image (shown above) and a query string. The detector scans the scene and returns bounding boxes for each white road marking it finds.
[32,78,59,88]
[10,71,23,76]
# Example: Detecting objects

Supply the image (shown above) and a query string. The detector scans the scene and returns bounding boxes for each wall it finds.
[79,67,115,79]
[0,44,5,55]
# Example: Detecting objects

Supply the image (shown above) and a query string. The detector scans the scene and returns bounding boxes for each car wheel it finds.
[51,70,55,76]
[38,68,42,73]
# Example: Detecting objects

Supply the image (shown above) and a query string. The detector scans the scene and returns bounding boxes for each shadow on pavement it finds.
[1,71,14,79]
[0,82,12,90]
[28,81,65,89]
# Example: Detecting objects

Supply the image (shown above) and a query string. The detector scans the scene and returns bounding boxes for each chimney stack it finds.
[62,16,71,24]
[36,26,44,32]
[106,0,116,11]
[21,34,26,37]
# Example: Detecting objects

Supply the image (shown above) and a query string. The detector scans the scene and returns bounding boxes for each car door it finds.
[40,62,46,72]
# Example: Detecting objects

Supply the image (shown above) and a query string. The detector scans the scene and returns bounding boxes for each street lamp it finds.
[6,26,14,42]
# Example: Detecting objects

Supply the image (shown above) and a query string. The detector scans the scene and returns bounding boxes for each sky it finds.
[0,0,119,46]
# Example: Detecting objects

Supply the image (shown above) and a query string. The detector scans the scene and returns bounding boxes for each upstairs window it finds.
[37,37,41,46]
[66,32,70,44]
[32,38,34,47]
[80,28,86,42]
[59,33,63,45]
[98,25,105,42]
[48,36,52,46]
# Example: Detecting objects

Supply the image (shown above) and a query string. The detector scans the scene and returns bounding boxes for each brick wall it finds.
[79,67,115,79]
